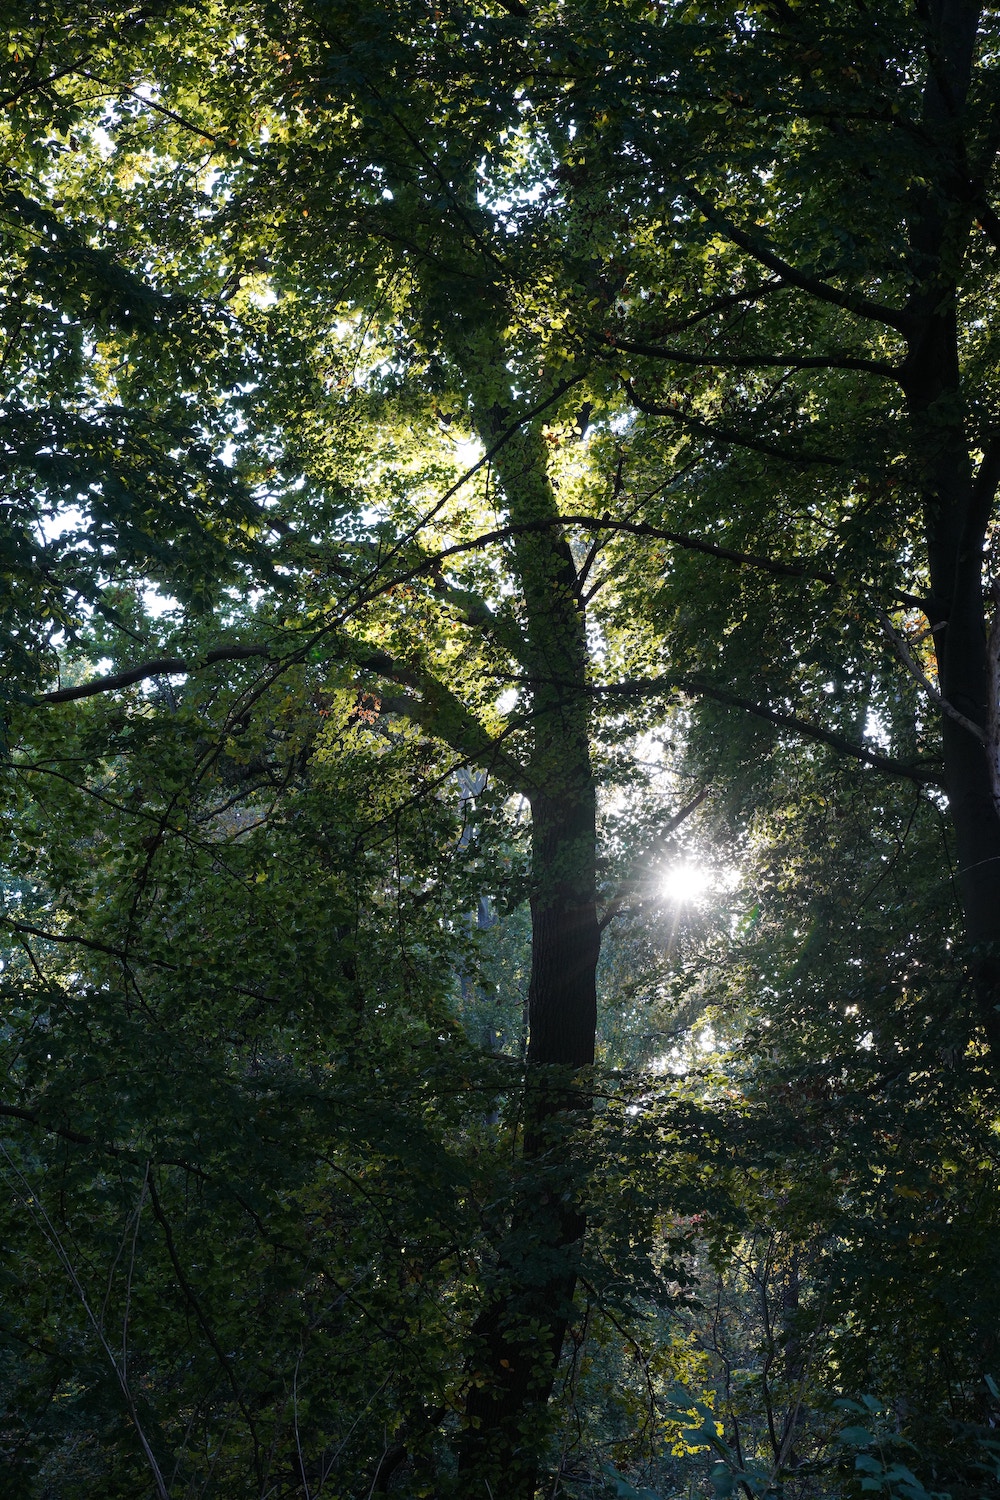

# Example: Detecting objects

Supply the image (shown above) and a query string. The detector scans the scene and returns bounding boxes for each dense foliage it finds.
[2,1,1000,1496]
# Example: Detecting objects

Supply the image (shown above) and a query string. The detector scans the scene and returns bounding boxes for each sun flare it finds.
[660,862,714,905]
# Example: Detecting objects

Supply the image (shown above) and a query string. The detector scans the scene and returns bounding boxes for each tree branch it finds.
[638,279,785,338]
[536,515,838,586]
[598,788,710,931]
[0,1098,215,1186]
[347,638,530,792]
[33,619,529,794]
[684,185,914,335]
[146,1171,263,1471]
[595,677,942,785]
[607,334,899,379]
[409,516,926,612]
[0,916,282,1008]
[624,381,843,467]
[872,602,986,742]
[428,571,530,662]
[0,915,182,969]
[37,645,272,703]
[79,72,224,144]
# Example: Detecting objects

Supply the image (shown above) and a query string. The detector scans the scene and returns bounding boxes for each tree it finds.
[554,0,1000,1053]
[44,8,661,1490]
[0,0,272,703]
[4,1,1000,1495]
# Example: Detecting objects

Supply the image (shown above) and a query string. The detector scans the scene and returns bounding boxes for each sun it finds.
[660,861,714,905]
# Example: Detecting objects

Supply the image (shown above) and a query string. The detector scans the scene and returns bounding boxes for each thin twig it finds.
[0,1146,170,1499]
[598,788,711,931]
[871,602,985,742]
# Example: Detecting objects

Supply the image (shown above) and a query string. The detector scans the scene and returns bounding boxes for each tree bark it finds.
[455,413,601,1497]
[904,0,1000,1054]
[458,786,600,1498]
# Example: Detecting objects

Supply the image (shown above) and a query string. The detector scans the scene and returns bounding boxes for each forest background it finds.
[2,0,1000,1496]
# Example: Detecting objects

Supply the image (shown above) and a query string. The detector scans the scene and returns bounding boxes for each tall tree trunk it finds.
[459,787,599,1498]
[905,0,1000,1054]
[524,788,600,1078]
[456,416,601,1497]
[907,308,1000,1054]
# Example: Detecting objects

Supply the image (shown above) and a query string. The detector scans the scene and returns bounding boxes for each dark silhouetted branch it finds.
[596,677,942,785]
[37,645,272,703]
[684,185,914,335]
[624,381,843,466]
[607,334,898,379]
